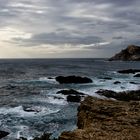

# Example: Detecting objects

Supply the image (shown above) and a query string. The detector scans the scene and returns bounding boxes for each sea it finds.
[0,58,139,140]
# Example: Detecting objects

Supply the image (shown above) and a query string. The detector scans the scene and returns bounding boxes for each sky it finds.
[0,0,140,58]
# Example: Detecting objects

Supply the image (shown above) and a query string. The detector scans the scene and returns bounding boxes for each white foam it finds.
[39,77,57,84]
[79,77,140,97]
[0,105,60,117]
[10,125,33,140]
[46,96,67,105]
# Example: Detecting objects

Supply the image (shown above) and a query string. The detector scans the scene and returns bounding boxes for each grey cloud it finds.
[13,32,104,46]
[112,36,124,40]
[0,0,140,57]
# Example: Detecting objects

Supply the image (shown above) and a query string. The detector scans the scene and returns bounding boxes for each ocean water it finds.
[0,58,139,140]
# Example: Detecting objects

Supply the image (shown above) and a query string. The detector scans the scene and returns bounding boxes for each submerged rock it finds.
[118,69,140,74]
[134,73,140,77]
[109,45,140,61]
[0,130,9,139]
[18,133,58,140]
[59,96,140,140]
[23,106,41,113]
[96,89,140,101]
[130,82,139,84]
[55,76,92,84]
[33,133,51,140]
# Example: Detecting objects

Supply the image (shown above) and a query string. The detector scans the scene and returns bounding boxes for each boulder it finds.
[59,96,140,140]
[109,45,140,61]
[0,131,9,139]
[96,89,140,101]
[118,69,140,74]
[67,95,81,103]
[113,81,121,84]
[57,89,85,96]
[55,76,92,84]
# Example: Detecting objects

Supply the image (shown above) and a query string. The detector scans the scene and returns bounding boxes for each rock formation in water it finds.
[55,76,92,84]
[0,131,9,139]
[109,45,140,61]
[96,89,140,101]
[117,69,140,74]
[59,95,140,140]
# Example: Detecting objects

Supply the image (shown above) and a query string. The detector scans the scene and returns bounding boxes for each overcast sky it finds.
[0,0,140,58]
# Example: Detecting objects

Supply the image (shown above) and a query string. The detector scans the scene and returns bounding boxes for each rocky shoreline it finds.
[0,74,140,140]
[59,94,140,140]
[10,89,140,140]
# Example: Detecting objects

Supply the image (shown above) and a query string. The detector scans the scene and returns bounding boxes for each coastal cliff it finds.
[59,96,140,140]
[109,45,140,61]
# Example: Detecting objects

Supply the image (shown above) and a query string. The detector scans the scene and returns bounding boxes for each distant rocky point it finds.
[109,45,140,61]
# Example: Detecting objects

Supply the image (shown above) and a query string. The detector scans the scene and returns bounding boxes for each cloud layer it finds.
[0,0,140,58]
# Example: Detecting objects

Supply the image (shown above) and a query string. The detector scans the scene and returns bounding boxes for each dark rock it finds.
[96,89,117,97]
[55,76,92,84]
[113,81,121,84]
[59,96,140,140]
[0,131,9,139]
[96,89,140,101]
[109,45,140,61]
[17,137,27,140]
[23,106,41,113]
[99,77,112,80]
[57,89,85,96]
[130,82,139,84]
[67,95,81,102]
[134,74,140,77]
[118,69,140,74]
[48,77,53,79]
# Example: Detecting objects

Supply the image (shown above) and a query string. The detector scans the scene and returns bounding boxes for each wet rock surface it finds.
[134,74,140,77]
[67,95,81,103]
[0,130,9,139]
[59,96,140,140]
[109,45,140,61]
[57,89,86,103]
[55,76,92,84]
[117,69,140,74]
[113,81,121,84]
[99,77,112,80]
[96,89,140,101]
[57,89,85,96]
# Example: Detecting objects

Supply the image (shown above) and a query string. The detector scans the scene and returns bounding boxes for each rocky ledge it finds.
[109,45,140,61]
[59,95,140,140]
[96,89,140,101]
